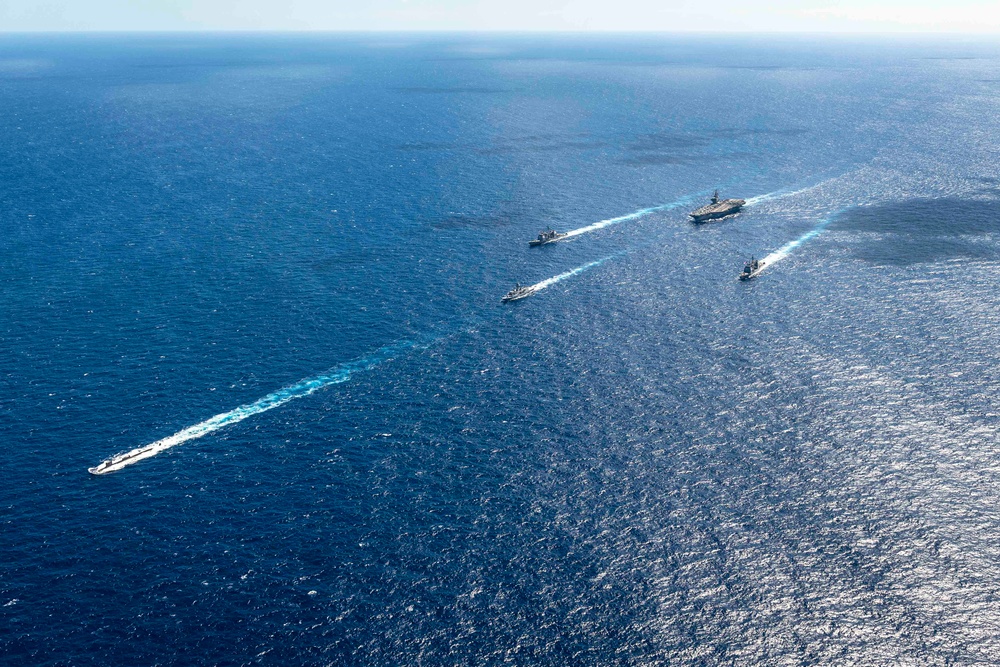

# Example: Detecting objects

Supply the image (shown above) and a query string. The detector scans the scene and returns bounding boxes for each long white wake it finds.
[505,254,618,303]
[744,180,828,207]
[530,255,616,291]
[89,340,423,475]
[751,210,842,277]
[93,255,618,473]
[559,180,831,240]
[93,185,835,473]
[562,196,700,238]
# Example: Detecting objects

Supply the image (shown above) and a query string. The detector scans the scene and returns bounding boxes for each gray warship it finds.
[739,257,765,281]
[689,190,746,223]
[88,444,158,475]
[501,283,536,302]
[529,229,568,246]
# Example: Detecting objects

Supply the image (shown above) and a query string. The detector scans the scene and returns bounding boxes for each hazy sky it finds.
[1,0,999,33]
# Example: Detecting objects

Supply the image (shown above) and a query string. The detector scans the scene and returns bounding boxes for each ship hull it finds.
[501,288,537,302]
[739,264,766,281]
[88,444,160,474]
[689,199,746,223]
[528,233,567,246]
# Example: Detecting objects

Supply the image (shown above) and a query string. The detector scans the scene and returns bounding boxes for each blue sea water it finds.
[4,32,1000,664]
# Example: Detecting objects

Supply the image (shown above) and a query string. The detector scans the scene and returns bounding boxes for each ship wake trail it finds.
[100,254,622,473]
[744,179,830,207]
[758,210,842,271]
[529,254,618,293]
[89,339,425,475]
[562,195,700,238]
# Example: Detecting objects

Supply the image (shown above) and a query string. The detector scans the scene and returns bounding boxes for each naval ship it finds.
[88,444,159,475]
[689,191,746,223]
[501,283,536,302]
[529,229,568,246]
[739,257,765,281]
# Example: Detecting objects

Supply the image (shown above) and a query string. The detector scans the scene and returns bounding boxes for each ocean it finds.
[3,32,1000,665]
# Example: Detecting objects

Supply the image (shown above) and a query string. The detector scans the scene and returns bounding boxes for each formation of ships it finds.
[92,189,762,475]
[502,189,761,302]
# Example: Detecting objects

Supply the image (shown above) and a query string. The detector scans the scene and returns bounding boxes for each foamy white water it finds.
[562,195,701,239]
[530,255,616,292]
[743,178,833,207]
[89,340,422,474]
[101,253,619,474]
[559,182,829,241]
[96,193,842,474]
[757,211,842,272]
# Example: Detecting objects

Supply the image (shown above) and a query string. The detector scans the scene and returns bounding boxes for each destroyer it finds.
[739,257,765,281]
[501,283,536,302]
[529,229,568,246]
[88,445,158,475]
[689,190,746,223]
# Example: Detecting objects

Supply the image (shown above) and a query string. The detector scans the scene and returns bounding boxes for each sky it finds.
[1,0,999,33]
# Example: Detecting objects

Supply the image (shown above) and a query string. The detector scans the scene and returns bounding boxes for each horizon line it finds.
[2,29,1000,37]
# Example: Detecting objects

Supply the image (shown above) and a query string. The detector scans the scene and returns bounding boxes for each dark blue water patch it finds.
[473,134,609,155]
[834,197,1000,264]
[710,127,811,139]
[856,236,999,265]
[395,140,464,152]
[395,86,511,94]
[619,125,809,166]
[625,133,711,151]
[621,151,754,167]
[395,135,608,154]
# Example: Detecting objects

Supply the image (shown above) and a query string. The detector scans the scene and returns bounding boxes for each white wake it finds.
[561,195,701,238]
[89,340,422,474]
[530,255,615,291]
[750,210,842,277]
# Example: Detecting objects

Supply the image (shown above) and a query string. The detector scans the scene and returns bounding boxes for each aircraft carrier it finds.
[689,190,745,223]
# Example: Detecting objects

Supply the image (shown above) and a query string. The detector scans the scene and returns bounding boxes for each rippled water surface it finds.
[4,34,1000,665]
